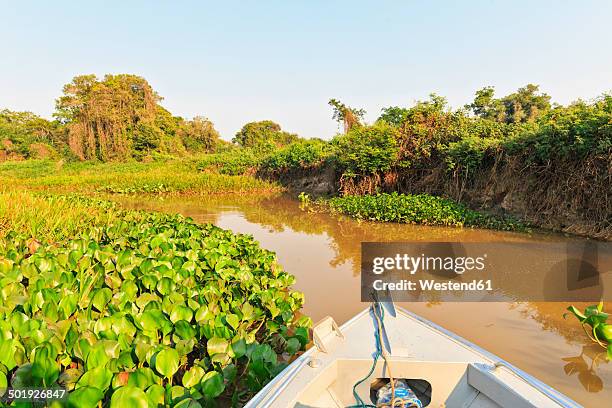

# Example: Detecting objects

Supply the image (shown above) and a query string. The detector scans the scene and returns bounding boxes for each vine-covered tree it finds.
[55,74,162,161]
[328,99,365,133]
[178,116,220,152]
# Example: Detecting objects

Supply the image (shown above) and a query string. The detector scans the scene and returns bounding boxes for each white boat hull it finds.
[246,306,580,408]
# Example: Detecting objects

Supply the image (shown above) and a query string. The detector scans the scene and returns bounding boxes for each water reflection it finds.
[113,193,610,406]
[562,344,608,393]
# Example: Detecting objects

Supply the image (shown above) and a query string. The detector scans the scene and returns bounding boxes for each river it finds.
[116,193,611,407]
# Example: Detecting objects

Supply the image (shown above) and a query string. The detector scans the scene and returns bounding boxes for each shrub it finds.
[261,139,332,171]
[233,121,299,148]
[196,148,263,175]
[332,122,399,175]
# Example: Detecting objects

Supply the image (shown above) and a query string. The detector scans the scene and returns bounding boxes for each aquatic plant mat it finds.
[0,193,310,406]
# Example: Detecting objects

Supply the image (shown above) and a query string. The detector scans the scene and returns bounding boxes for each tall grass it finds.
[0,158,281,194]
[0,191,120,241]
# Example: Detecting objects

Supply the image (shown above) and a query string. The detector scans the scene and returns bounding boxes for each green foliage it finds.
[467,84,551,124]
[501,95,612,163]
[328,99,365,133]
[332,122,399,175]
[325,192,524,230]
[0,109,60,158]
[0,194,311,405]
[196,147,263,175]
[378,106,410,127]
[565,302,612,360]
[233,120,299,148]
[178,116,220,153]
[261,139,332,171]
[444,135,502,173]
[0,158,281,195]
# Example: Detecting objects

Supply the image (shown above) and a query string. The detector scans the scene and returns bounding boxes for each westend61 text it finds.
[373,279,493,292]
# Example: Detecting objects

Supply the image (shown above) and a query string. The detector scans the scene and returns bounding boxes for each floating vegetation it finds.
[566,302,612,360]
[301,192,526,231]
[0,195,310,406]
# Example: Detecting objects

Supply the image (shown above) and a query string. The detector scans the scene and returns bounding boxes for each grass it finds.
[0,158,282,194]
[0,191,121,242]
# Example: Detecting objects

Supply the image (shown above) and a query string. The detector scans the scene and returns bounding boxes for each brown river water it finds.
[116,194,611,407]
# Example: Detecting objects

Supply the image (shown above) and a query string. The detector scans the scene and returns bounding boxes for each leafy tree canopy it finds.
[466,84,551,124]
[233,120,298,148]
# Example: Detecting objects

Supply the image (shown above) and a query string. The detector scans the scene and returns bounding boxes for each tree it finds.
[55,74,161,161]
[178,116,220,152]
[377,106,410,127]
[233,120,298,148]
[328,99,365,133]
[467,84,551,124]
[0,110,59,158]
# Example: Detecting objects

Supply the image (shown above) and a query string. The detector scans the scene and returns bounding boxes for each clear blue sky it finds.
[1,1,611,140]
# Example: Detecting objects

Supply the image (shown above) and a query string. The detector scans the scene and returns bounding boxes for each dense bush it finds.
[260,139,332,171]
[0,196,310,406]
[232,121,298,149]
[331,122,399,175]
[0,110,60,159]
[196,147,263,176]
[326,192,524,230]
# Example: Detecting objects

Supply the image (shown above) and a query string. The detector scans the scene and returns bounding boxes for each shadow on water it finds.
[113,193,611,405]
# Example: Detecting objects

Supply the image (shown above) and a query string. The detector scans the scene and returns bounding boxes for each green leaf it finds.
[110,386,148,408]
[231,338,246,358]
[0,339,24,370]
[91,288,112,312]
[155,348,180,379]
[174,320,196,340]
[76,366,113,391]
[200,371,225,398]
[226,314,239,330]
[607,343,612,361]
[286,338,301,355]
[222,364,237,383]
[145,383,165,407]
[86,343,111,370]
[174,398,203,408]
[182,366,205,388]
[127,367,158,389]
[207,337,228,356]
[0,371,6,393]
[170,305,193,324]
[32,345,60,386]
[66,386,104,408]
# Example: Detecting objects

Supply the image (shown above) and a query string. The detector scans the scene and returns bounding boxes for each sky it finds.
[1,1,611,140]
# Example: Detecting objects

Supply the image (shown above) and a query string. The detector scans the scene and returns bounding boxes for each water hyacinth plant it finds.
[313,192,525,231]
[0,200,310,407]
[566,302,612,360]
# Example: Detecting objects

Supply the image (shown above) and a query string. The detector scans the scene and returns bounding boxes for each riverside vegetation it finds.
[0,193,310,407]
[0,73,610,406]
[3,74,610,236]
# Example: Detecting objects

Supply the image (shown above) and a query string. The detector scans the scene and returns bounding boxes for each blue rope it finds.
[348,302,385,408]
